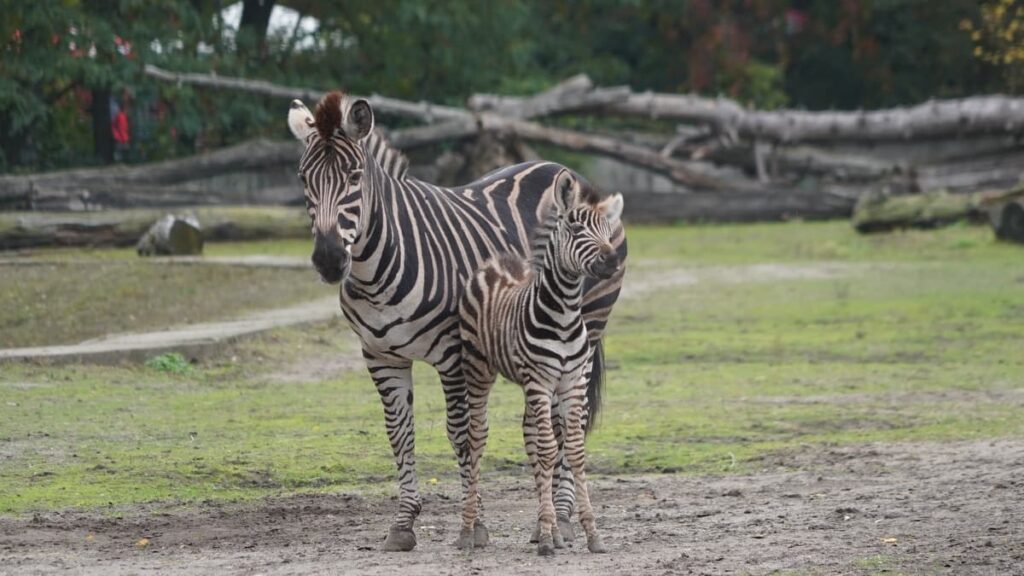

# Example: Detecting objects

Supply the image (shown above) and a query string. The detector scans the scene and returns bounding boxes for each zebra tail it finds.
[585,339,605,435]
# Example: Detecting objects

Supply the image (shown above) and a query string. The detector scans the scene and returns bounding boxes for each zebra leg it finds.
[526,383,559,556]
[437,360,489,547]
[563,385,607,554]
[365,352,421,552]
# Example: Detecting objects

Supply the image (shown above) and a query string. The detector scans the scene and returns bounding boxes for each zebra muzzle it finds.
[590,252,620,279]
[312,232,351,284]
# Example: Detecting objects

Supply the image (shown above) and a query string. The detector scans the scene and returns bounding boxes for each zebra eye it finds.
[570,222,586,234]
[348,171,362,186]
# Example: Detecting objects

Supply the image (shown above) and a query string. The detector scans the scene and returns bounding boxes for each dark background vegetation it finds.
[1,0,1020,173]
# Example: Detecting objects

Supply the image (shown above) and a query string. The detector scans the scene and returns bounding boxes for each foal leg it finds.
[551,393,576,544]
[563,387,607,553]
[455,341,495,550]
[525,394,566,548]
[526,382,559,556]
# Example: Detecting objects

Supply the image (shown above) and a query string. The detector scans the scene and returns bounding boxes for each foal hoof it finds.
[529,523,540,543]
[455,527,475,551]
[537,534,556,557]
[552,528,566,549]
[587,533,608,554]
[383,525,417,552]
[556,516,575,543]
[474,521,490,547]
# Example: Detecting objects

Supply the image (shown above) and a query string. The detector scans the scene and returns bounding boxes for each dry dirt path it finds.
[2,439,1021,575]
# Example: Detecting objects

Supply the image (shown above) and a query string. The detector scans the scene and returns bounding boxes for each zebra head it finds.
[288,91,375,284]
[550,177,624,280]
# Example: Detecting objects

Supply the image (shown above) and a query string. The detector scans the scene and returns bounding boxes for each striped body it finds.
[457,182,624,555]
[287,92,626,550]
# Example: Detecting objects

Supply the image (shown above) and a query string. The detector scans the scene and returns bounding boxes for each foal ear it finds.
[552,170,580,214]
[287,100,315,141]
[342,98,375,140]
[598,193,624,226]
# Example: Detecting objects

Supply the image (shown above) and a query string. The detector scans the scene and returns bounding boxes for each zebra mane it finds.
[364,130,409,180]
[527,205,562,274]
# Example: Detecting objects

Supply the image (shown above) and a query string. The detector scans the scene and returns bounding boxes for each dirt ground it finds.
[2,439,1021,576]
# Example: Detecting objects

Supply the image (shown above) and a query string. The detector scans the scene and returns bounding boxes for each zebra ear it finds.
[343,98,375,140]
[288,100,315,141]
[599,193,624,226]
[552,171,579,214]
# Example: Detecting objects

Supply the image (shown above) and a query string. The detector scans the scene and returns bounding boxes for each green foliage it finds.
[145,352,193,374]
[0,0,1011,172]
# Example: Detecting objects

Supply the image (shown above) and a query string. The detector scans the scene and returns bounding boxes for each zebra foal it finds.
[457,175,623,555]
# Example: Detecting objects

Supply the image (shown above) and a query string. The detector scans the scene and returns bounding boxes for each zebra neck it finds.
[346,148,401,290]
[532,245,585,318]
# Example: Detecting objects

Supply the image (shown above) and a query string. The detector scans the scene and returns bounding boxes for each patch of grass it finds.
[144,353,193,375]
[0,259,329,347]
[1,221,1022,514]
[853,554,907,575]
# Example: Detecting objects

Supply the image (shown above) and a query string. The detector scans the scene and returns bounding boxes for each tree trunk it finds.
[621,190,855,223]
[136,214,204,256]
[238,0,276,59]
[91,88,113,165]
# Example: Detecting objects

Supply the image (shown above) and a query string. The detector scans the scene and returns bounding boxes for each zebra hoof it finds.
[587,533,608,554]
[383,525,417,552]
[537,534,556,556]
[454,527,475,551]
[529,523,540,543]
[473,521,489,547]
[557,516,575,543]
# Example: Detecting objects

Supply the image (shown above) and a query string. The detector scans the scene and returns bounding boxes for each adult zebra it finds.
[286,91,627,551]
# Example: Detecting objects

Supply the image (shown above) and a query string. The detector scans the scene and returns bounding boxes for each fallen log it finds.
[0,139,301,210]
[852,185,1024,233]
[0,206,309,250]
[622,190,855,223]
[606,94,1024,144]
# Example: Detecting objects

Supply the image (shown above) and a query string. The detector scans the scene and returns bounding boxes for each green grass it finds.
[0,259,327,347]
[1,220,1022,514]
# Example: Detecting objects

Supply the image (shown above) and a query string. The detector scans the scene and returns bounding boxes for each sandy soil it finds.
[2,439,1021,576]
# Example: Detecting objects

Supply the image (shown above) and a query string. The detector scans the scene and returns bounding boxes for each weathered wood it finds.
[144,64,468,123]
[606,93,1024,143]
[914,148,1024,192]
[0,139,301,210]
[481,115,765,192]
[852,185,1024,233]
[621,190,855,223]
[0,206,309,250]
[467,75,630,119]
[136,214,204,256]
